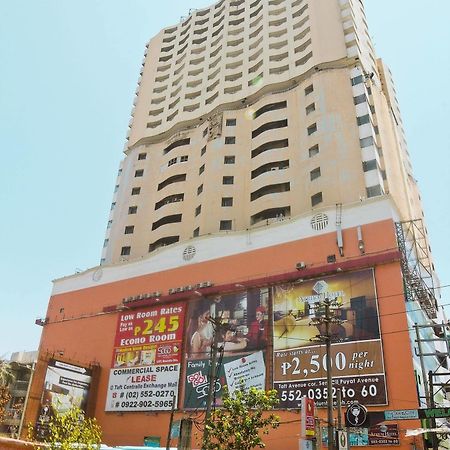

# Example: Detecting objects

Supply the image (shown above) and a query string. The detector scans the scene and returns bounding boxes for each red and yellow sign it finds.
[111,303,185,368]
[106,303,186,412]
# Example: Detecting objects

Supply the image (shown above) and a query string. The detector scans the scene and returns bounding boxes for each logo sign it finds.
[369,424,400,446]
[338,430,349,450]
[346,402,368,427]
[384,409,419,420]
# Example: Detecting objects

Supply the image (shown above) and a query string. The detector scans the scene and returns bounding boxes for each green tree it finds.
[202,386,280,450]
[0,359,14,424]
[29,405,102,450]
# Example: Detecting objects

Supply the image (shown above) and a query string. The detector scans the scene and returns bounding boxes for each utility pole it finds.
[202,316,231,449]
[166,391,176,450]
[428,371,439,450]
[310,297,343,450]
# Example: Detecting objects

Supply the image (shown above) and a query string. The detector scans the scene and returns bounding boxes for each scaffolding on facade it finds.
[395,219,438,319]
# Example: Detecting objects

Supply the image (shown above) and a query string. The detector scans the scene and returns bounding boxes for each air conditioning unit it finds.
[296,262,307,270]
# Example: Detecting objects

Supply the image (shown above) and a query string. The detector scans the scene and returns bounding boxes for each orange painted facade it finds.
[26,219,425,449]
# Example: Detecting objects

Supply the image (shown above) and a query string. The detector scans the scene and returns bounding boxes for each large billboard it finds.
[35,359,92,440]
[272,269,387,408]
[183,289,268,409]
[42,359,92,413]
[105,303,186,412]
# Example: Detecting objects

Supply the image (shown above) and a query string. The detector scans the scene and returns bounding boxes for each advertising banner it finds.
[105,302,185,412]
[36,359,92,440]
[273,269,387,408]
[224,351,266,396]
[183,288,269,408]
[42,359,92,413]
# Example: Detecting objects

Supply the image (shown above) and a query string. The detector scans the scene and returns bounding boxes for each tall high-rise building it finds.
[101,0,422,266]
[28,1,449,449]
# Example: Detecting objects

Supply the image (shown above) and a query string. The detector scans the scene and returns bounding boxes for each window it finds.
[357,114,370,126]
[360,136,374,148]
[135,169,144,177]
[308,144,319,157]
[203,127,208,137]
[252,138,288,158]
[118,168,122,176]
[197,184,203,195]
[131,187,141,195]
[220,220,232,230]
[124,225,135,234]
[362,159,377,172]
[107,220,113,229]
[307,123,317,135]
[103,239,109,248]
[114,184,119,193]
[168,157,177,166]
[199,164,205,175]
[180,155,188,162]
[128,206,138,214]
[121,246,131,256]
[201,145,206,156]
[304,84,314,95]
[163,138,190,155]
[225,136,236,144]
[305,103,315,115]
[110,202,116,211]
[351,74,364,86]
[226,118,236,126]
[222,197,233,207]
[310,167,321,180]
[366,184,383,198]
[224,155,235,164]
[253,101,288,119]
[138,153,147,160]
[195,205,202,216]
[223,176,234,184]
[193,227,200,237]
[311,192,323,207]
[252,119,288,138]
[354,94,367,105]
[251,182,290,201]
[158,173,187,191]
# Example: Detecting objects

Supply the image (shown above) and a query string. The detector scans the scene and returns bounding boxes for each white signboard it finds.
[224,351,266,396]
[105,363,180,411]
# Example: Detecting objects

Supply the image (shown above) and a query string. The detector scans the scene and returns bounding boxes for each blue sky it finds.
[0,1,449,358]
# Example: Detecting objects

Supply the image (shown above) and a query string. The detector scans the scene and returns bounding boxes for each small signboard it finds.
[384,409,419,420]
[143,436,161,447]
[369,424,400,446]
[338,430,349,450]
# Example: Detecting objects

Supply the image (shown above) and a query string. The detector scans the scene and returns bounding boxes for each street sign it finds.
[384,409,419,420]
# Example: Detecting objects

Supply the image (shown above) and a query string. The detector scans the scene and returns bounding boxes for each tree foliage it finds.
[202,386,280,450]
[29,405,102,450]
[0,360,13,424]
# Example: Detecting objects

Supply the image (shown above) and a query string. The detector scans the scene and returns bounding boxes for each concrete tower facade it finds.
[101,0,423,265]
